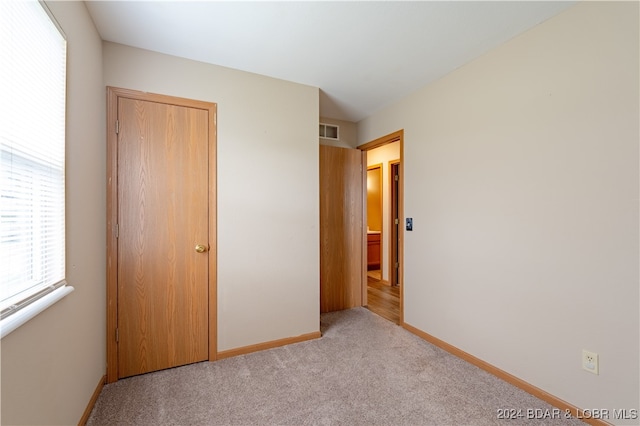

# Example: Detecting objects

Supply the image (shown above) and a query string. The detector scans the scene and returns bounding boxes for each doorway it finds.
[366,164,383,281]
[106,87,217,382]
[358,130,404,325]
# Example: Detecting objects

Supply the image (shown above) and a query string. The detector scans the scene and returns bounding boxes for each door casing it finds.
[106,87,217,383]
[389,160,400,287]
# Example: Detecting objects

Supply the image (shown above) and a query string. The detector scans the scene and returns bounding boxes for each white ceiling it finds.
[85,1,576,122]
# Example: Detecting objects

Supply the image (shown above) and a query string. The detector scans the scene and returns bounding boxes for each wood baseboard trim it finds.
[402,323,610,426]
[217,331,322,360]
[78,374,106,426]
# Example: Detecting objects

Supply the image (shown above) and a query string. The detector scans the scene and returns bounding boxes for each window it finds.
[0,0,72,338]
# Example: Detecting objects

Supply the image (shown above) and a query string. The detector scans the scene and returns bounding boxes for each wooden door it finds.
[106,88,217,381]
[319,145,365,313]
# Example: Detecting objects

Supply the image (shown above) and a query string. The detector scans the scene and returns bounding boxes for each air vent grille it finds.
[319,123,339,140]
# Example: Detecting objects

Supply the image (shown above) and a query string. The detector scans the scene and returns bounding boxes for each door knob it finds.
[195,244,208,253]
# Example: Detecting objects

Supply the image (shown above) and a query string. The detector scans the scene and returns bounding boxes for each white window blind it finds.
[0,1,69,328]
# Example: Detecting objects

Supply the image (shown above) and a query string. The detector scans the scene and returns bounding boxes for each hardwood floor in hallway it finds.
[366,278,400,324]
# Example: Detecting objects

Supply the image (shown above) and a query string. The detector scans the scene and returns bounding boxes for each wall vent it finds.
[319,123,339,140]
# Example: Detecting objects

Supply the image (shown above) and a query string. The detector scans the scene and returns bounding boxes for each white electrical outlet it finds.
[582,350,599,375]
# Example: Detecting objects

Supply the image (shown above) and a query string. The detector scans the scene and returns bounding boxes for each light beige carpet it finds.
[88,308,582,425]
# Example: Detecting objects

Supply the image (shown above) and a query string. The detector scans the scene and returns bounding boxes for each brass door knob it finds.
[195,244,208,253]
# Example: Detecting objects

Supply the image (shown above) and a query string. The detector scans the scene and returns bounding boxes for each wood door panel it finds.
[320,145,363,313]
[117,98,209,378]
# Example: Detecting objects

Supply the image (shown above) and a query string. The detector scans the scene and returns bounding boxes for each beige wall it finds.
[359,2,639,421]
[103,42,320,352]
[366,142,401,282]
[1,2,106,424]
[319,116,358,148]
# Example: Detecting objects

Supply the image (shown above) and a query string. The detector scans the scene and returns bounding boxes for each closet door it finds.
[107,87,217,381]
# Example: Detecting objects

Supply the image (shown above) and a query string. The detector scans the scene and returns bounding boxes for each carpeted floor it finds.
[88,308,582,425]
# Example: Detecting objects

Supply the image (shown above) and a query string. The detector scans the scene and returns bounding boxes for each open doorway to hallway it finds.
[358,131,403,325]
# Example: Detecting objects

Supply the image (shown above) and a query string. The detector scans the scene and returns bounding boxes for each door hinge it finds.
[395,174,399,181]
[115,120,119,134]
[395,262,399,268]
[115,328,119,342]
[394,218,399,225]
[114,224,119,238]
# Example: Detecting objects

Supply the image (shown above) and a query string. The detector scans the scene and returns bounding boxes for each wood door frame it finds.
[357,130,404,325]
[106,87,217,383]
[389,160,400,287]
[360,151,367,307]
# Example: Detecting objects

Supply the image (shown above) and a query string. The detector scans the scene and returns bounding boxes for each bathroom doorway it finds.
[366,164,383,281]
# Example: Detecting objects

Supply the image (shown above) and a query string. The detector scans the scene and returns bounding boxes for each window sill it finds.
[0,285,74,339]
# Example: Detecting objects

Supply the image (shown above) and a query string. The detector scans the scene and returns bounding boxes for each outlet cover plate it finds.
[582,350,599,375]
